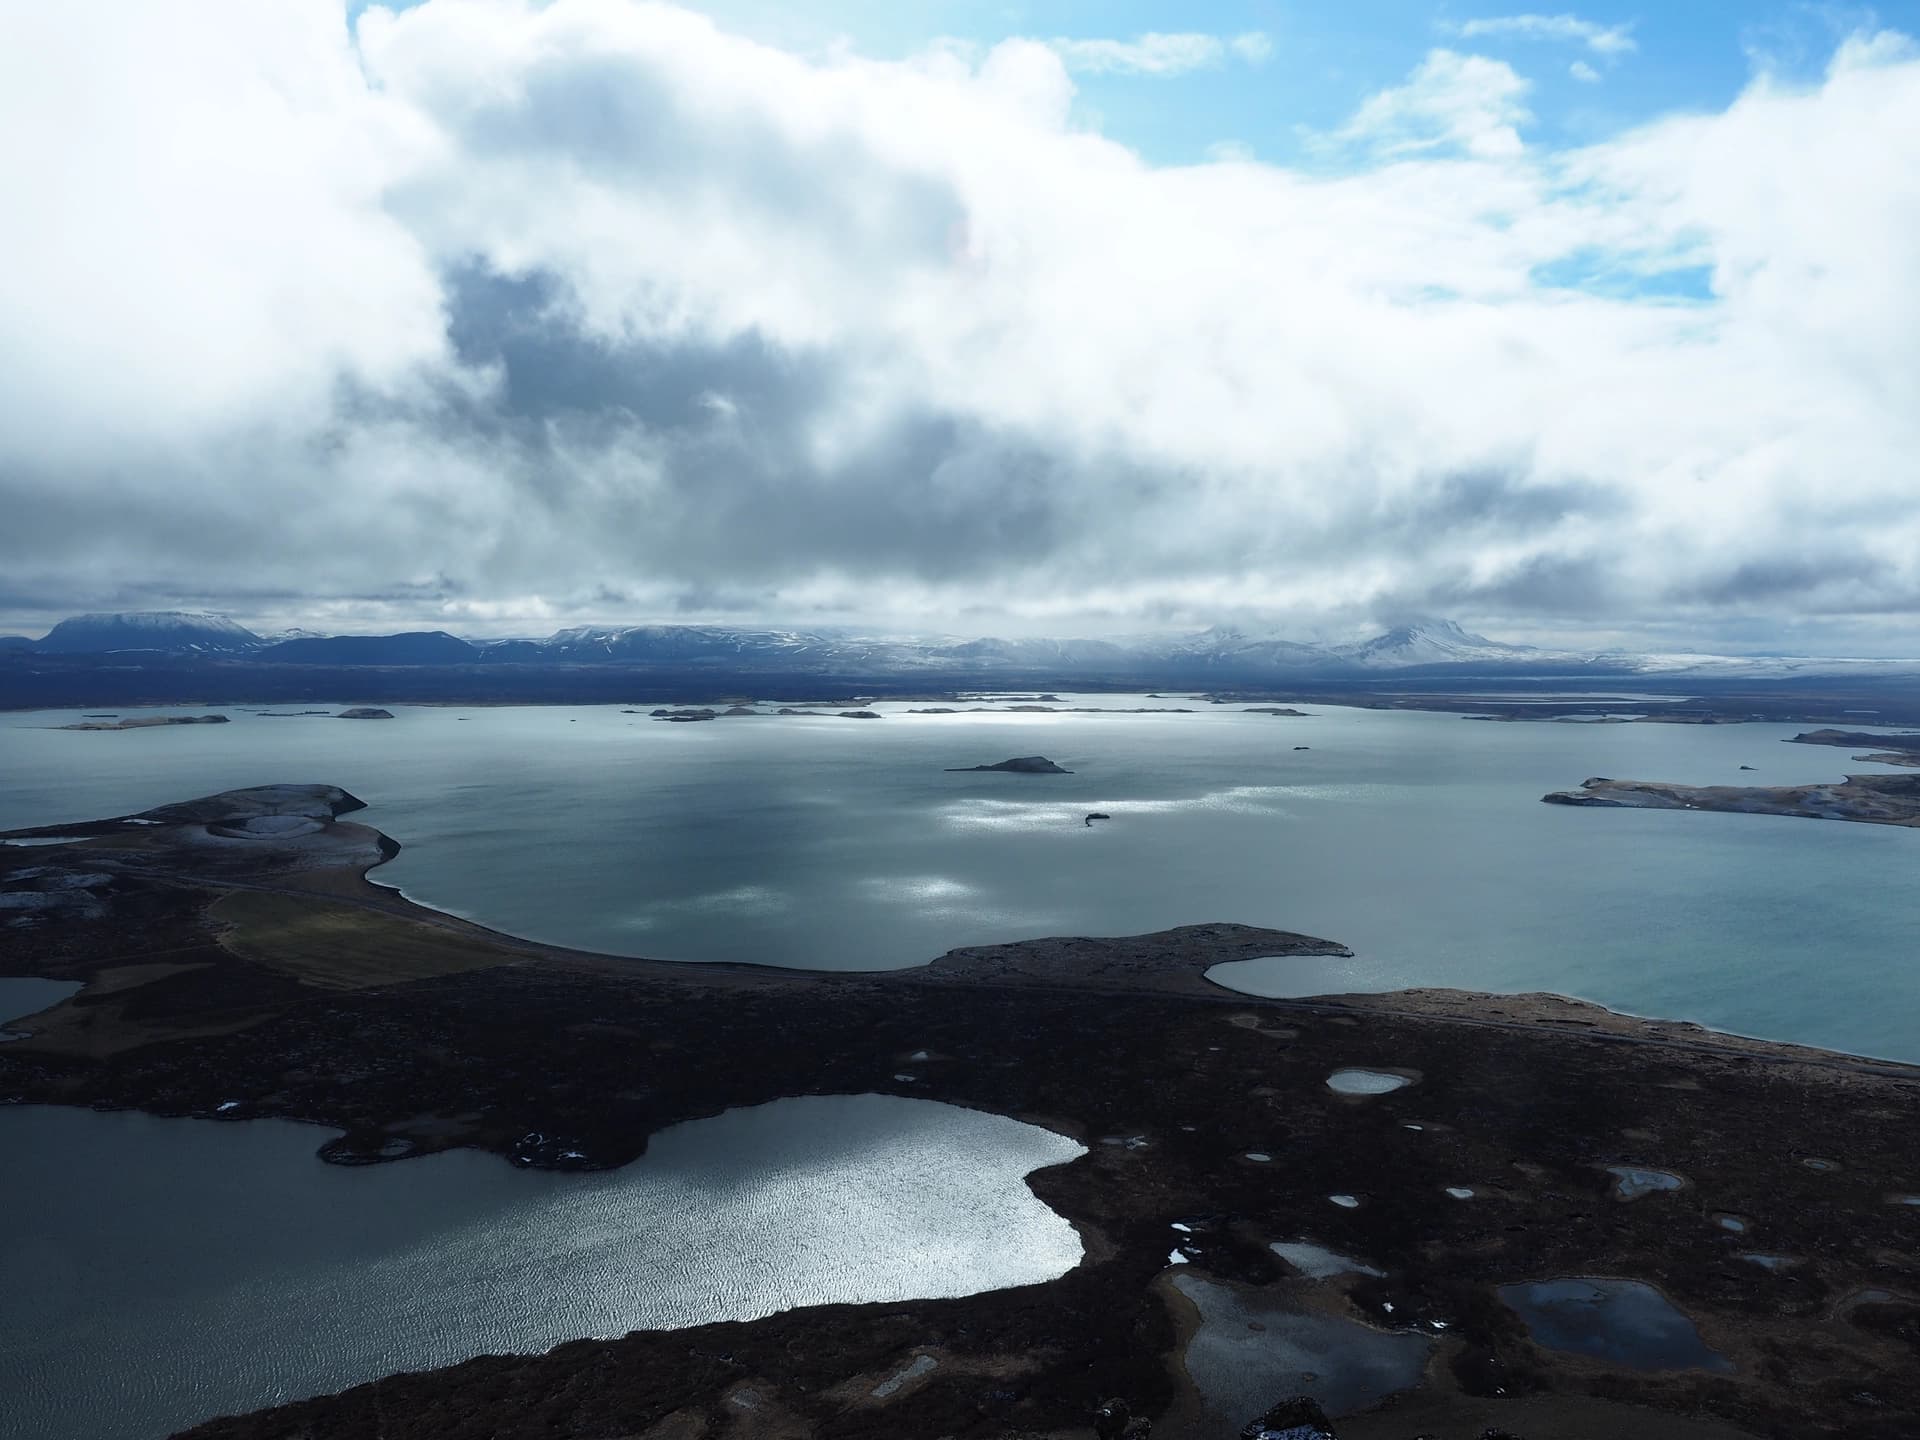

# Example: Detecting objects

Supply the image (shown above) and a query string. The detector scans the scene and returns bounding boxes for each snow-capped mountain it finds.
[539,624,841,664]
[32,611,262,654]
[21,609,1920,682]
[1327,617,1558,669]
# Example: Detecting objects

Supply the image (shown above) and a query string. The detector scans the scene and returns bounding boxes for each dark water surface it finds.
[5,699,1918,1057]
[0,978,81,1038]
[0,1097,1083,1440]
[1498,1277,1734,1372]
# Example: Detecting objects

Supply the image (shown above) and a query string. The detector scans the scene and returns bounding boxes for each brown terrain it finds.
[3,786,1919,1439]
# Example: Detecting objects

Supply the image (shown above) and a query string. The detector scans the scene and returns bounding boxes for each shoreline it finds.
[8,787,1906,1076]
[6,786,1920,1438]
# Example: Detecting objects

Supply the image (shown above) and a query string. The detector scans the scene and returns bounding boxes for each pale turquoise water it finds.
[0,1096,1083,1440]
[3,700,1918,1058]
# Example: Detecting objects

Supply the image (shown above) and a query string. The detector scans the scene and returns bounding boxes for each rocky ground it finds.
[3,787,1919,1439]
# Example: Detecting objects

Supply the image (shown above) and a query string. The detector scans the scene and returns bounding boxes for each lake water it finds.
[0,1095,1083,1440]
[2,700,1913,1433]
[0,978,82,1039]
[4,699,1918,1058]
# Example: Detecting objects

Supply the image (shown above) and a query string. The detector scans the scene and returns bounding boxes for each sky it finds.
[2,1,1918,651]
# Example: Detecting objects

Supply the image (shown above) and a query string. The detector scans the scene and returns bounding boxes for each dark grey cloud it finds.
[1672,553,1895,608]
[441,265,836,431]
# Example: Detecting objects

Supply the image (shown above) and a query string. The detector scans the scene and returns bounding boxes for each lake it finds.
[0,1096,1083,1440]
[4,698,1918,1058]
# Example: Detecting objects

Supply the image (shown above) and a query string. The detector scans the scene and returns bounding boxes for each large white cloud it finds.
[0,0,1916,648]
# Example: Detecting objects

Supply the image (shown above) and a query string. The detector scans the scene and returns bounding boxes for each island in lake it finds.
[4,783,1918,1439]
[57,713,229,731]
[945,755,1073,773]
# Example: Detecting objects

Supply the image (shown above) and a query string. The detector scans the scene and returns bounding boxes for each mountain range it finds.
[0,610,1908,683]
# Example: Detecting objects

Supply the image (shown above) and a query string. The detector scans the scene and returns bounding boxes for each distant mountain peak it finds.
[34,610,262,655]
[1337,616,1533,666]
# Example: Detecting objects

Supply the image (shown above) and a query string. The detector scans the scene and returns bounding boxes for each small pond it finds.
[1271,1240,1383,1280]
[1173,1272,1431,1424]
[1326,1069,1413,1096]
[1498,1277,1733,1373]
[1606,1165,1686,1200]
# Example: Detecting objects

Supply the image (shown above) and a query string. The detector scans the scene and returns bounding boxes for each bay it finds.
[3,699,1916,1059]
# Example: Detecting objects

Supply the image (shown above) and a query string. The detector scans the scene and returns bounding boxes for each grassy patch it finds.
[211,891,523,989]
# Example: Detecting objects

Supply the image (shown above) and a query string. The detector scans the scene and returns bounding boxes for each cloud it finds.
[1230,32,1275,65]
[1451,13,1638,56]
[1043,30,1272,77]
[0,1,1918,651]
[1569,59,1601,83]
[1334,49,1533,158]
[1047,33,1223,76]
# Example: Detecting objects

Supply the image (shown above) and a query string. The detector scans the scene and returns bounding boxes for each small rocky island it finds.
[334,708,394,720]
[945,755,1073,773]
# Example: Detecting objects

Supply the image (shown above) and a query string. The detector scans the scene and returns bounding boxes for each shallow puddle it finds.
[1740,1253,1797,1271]
[1173,1272,1431,1424]
[1498,1277,1733,1373]
[1329,1194,1360,1209]
[1326,1069,1413,1096]
[1606,1165,1685,1200]
[1271,1240,1384,1280]
[870,1353,937,1398]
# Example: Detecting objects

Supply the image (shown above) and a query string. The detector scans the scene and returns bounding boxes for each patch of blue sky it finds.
[1531,248,1717,303]
[351,1,1913,168]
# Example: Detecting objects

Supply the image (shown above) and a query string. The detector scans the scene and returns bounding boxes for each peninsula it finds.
[56,713,229,731]
[1542,772,1920,826]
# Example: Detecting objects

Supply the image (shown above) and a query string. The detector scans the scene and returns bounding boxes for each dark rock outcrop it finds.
[335,708,394,720]
[1093,1396,1152,1438]
[1240,1396,1336,1439]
